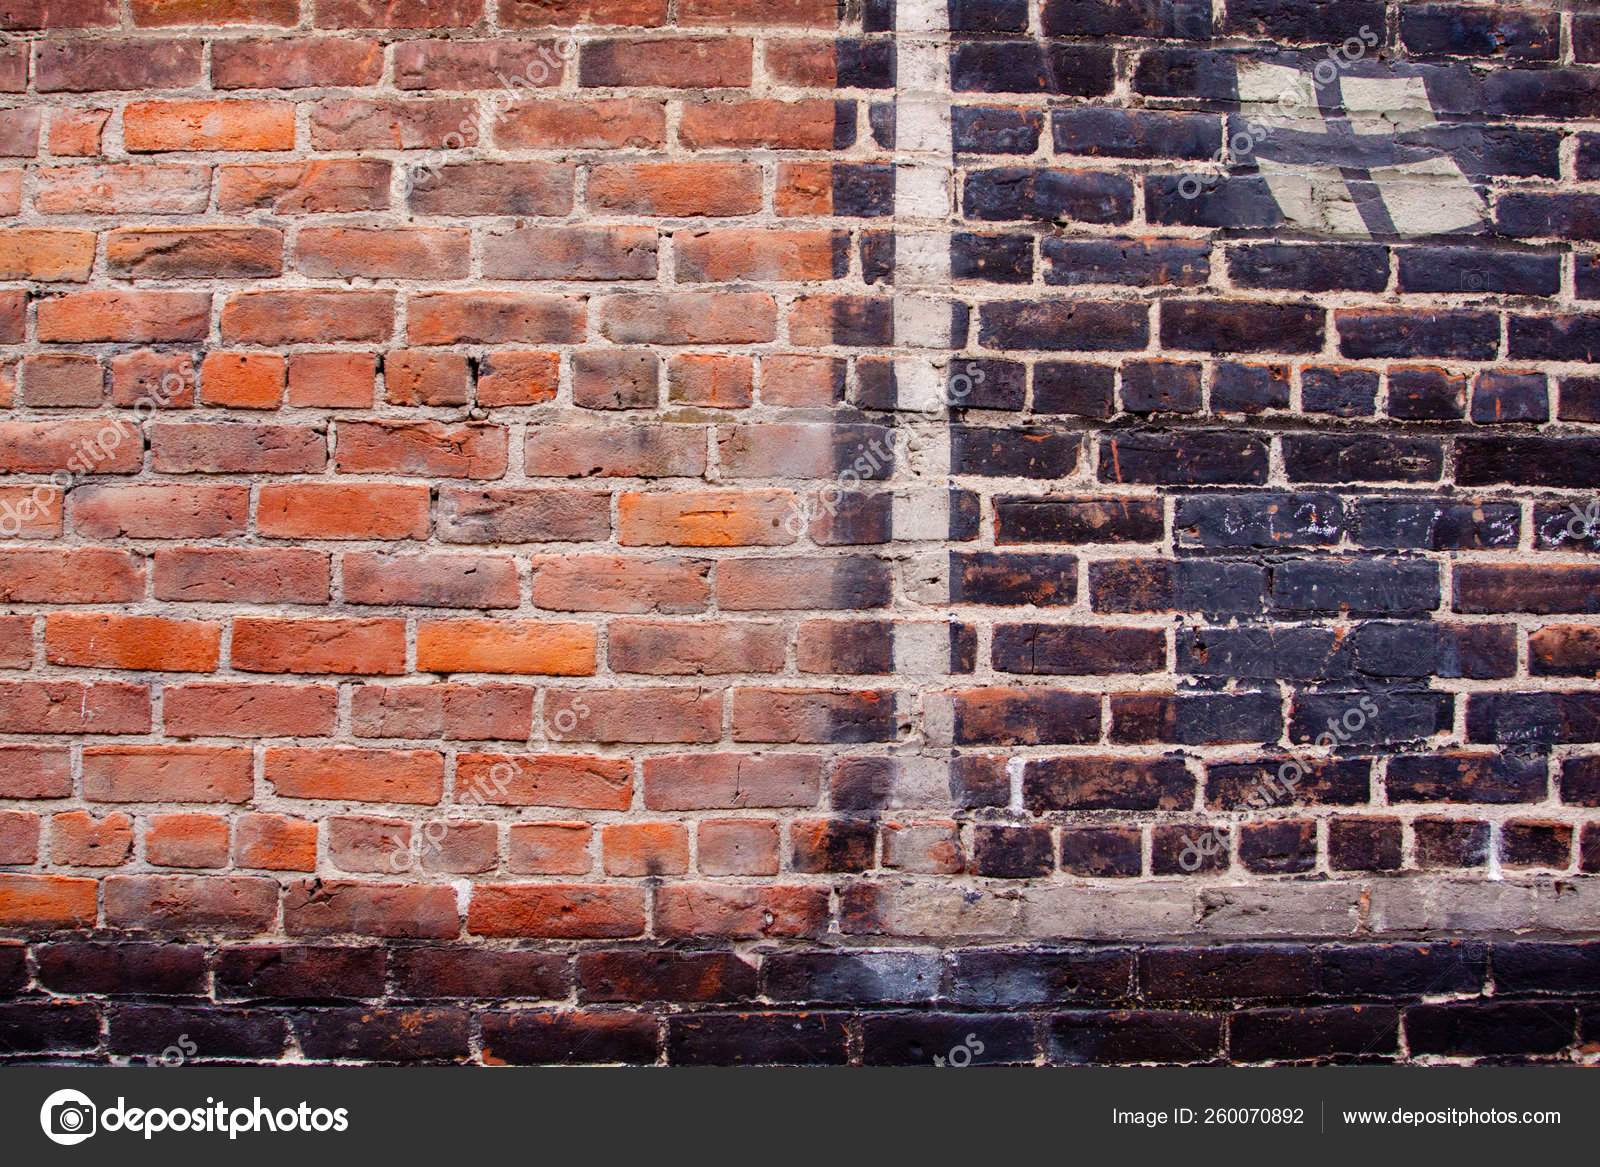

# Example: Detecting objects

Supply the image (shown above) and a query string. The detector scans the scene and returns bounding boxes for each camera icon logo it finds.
[40,1089,97,1146]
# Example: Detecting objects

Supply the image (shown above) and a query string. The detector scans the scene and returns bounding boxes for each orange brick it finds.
[73,484,248,540]
[231,617,405,676]
[601,821,688,876]
[200,352,285,409]
[587,162,762,217]
[457,754,632,810]
[679,99,840,150]
[417,619,597,675]
[45,612,221,672]
[51,810,133,866]
[0,873,97,928]
[0,229,94,281]
[619,490,797,547]
[47,108,110,156]
[667,353,754,408]
[124,100,295,151]
[257,483,431,540]
[235,813,317,871]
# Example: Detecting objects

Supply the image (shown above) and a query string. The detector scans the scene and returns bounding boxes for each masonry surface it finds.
[1,0,1599,1066]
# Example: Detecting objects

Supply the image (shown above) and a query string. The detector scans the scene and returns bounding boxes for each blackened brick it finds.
[1234,1005,1400,1061]
[1283,436,1443,483]
[1396,246,1560,295]
[1042,237,1210,287]
[964,168,1134,224]
[1161,300,1324,353]
[1059,827,1144,877]
[951,42,1114,95]
[1415,819,1490,868]
[1470,371,1548,424]
[950,948,1133,1006]
[215,946,385,1000]
[1329,817,1403,870]
[669,1012,847,1065]
[1228,243,1388,292]
[36,942,205,996]
[993,623,1165,675]
[579,950,756,1004]
[1031,362,1116,415]
[860,1012,1033,1065]
[1388,366,1466,421]
[952,106,1043,154]
[763,951,938,1004]
[1047,1009,1223,1064]
[294,1006,469,1062]
[482,1011,658,1065]
[996,496,1162,543]
[1405,1001,1574,1058]
[1052,108,1220,159]
[973,824,1054,877]
[1302,366,1377,417]
[1099,431,1268,484]
[1211,362,1288,413]
[1338,309,1499,360]
[1091,558,1266,616]
[1175,492,1344,549]
[110,1004,287,1061]
[951,426,1079,477]
[1239,820,1316,874]
[1025,756,1193,812]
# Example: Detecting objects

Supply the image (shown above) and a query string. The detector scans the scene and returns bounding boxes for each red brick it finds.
[438,486,608,544]
[680,100,840,150]
[640,752,825,806]
[213,36,383,89]
[335,420,507,478]
[283,879,460,939]
[588,162,761,216]
[395,38,565,89]
[0,548,143,603]
[619,490,797,547]
[0,745,72,798]
[522,425,706,478]
[468,884,646,938]
[603,822,689,876]
[288,352,376,408]
[0,681,150,735]
[107,227,282,279]
[476,351,559,406]
[200,352,285,410]
[266,747,445,804]
[46,613,220,672]
[316,0,485,27]
[407,292,584,345]
[679,0,834,25]
[83,745,252,803]
[153,547,329,604]
[581,37,751,87]
[38,291,210,343]
[38,164,212,214]
[0,419,144,474]
[655,884,828,938]
[164,683,338,739]
[221,291,393,345]
[609,620,786,674]
[500,0,665,25]
[145,814,229,868]
[311,97,477,149]
[0,874,97,929]
[327,815,411,874]
[298,228,470,280]
[231,617,405,675]
[496,98,665,149]
[527,555,710,613]
[105,874,276,932]
[51,811,133,866]
[258,483,430,540]
[765,38,837,86]
[483,226,657,281]
[458,753,632,810]
[150,424,325,474]
[697,819,780,875]
[37,38,201,90]
[731,687,895,743]
[234,814,317,871]
[345,552,521,609]
[133,0,299,24]
[383,351,472,405]
[598,293,777,344]
[351,683,533,741]
[218,160,391,213]
[109,350,196,407]
[0,810,38,864]
[542,687,722,743]
[0,613,34,662]
[0,229,94,281]
[507,822,593,875]
[668,354,754,408]
[124,101,295,152]
[46,109,110,156]
[19,355,101,406]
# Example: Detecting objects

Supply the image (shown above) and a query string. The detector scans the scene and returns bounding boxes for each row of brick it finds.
[13,291,1600,362]
[3,805,1596,879]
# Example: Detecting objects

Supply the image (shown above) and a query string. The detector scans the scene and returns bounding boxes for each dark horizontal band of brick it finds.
[1,940,1596,1065]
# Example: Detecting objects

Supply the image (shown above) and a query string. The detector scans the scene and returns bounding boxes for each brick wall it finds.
[2,0,1599,1065]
